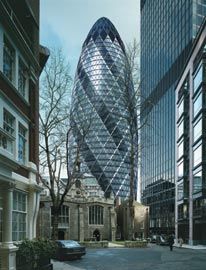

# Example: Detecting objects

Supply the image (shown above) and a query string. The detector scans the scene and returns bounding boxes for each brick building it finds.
[0,1,49,269]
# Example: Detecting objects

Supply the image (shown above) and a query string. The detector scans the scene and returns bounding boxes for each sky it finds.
[40,0,140,77]
[40,1,141,200]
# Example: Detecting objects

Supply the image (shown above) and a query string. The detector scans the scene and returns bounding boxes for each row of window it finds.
[0,193,105,243]
[0,108,27,164]
[51,205,104,226]
[3,35,28,99]
[176,61,206,199]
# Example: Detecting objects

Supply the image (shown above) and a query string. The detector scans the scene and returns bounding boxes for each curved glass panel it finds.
[71,17,136,198]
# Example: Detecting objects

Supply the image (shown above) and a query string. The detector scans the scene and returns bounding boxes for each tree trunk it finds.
[52,212,59,240]
[128,141,135,240]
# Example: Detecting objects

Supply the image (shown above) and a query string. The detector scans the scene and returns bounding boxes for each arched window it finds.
[89,205,103,225]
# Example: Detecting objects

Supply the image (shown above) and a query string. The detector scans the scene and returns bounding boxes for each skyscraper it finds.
[140,0,206,235]
[175,19,206,245]
[71,17,136,199]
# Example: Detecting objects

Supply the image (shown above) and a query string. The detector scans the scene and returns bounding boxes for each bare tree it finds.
[39,48,74,240]
[120,39,150,240]
[39,48,94,240]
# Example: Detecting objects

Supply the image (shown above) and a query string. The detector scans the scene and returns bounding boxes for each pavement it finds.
[108,242,124,248]
[52,243,206,270]
[174,243,206,249]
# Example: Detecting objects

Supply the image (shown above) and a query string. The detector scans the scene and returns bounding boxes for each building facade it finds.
[175,19,206,245]
[116,201,149,240]
[140,0,206,235]
[37,175,116,242]
[71,17,137,199]
[0,1,49,269]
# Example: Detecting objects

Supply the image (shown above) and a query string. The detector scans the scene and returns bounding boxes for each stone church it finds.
[37,174,116,241]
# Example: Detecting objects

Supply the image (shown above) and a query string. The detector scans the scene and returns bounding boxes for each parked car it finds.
[156,235,168,246]
[150,235,157,243]
[54,240,86,261]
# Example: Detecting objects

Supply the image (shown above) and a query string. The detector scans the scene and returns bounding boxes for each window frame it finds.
[193,91,202,119]
[193,169,202,194]
[12,190,27,241]
[18,123,27,164]
[193,143,202,168]
[18,58,28,98]
[3,35,15,82]
[89,205,104,225]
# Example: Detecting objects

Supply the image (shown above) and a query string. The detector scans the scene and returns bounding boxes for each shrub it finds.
[16,238,57,269]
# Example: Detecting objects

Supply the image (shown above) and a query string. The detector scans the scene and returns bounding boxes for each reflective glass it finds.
[178,161,184,179]
[193,118,202,142]
[193,170,202,193]
[193,65,203,93]
[178,99,184,119]
[193,92,202,118]
[193,144,202,167]
[178,120,184,139]
[71,18,136,198]
[177,140,184,159]
[177,182,183,200]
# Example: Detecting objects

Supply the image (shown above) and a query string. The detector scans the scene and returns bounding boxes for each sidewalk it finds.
[52,260,82,270]
[174,243,206,250]
[108,242,124,248]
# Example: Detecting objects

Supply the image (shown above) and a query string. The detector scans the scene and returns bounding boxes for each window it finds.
[193,144,202,167]
[177,161,184,179]
[3,36,15,82]
[59,206,69,225]
[0,109,15,153]
[177,140,184,159]
[89,205,103,225]
[51,205,69,226]
[193,92,202,118]
[18,124,27,163]
[178,99,184,119]
[177,182,183,201]
[193,65,202,93]
[193,118,202,142]
[177,120,184,139]
[12,191,27,241]
[193,170,202,193]
[3,109,15,135]
[18,59,27,98]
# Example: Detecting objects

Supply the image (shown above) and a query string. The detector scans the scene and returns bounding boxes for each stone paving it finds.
[52,243,206,270]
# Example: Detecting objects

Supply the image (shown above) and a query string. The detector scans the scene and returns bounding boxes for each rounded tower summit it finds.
[71,17,136,198]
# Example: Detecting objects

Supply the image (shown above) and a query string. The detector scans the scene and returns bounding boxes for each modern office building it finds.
[140,0,206,235]
[0,1,49,269]
[71,17,137,199]
[175,19,206,245]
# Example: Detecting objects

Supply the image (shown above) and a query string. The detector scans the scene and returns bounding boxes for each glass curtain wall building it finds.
[71,17,137,199]
[175,20,206,245]
[140,0,206,235]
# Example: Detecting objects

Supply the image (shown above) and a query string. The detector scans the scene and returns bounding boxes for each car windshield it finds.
[62,241,80,248]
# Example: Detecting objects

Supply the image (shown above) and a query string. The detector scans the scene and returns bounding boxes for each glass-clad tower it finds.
[71,17,136,198]
[140,0,206,235]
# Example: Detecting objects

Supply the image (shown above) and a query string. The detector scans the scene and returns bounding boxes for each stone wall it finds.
[37,197,116,241]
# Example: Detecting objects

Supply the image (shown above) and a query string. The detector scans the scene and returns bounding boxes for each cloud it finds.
[40,0,140,76]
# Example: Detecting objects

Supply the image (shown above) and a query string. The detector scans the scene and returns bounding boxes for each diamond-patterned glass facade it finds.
[71,17,136,198]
